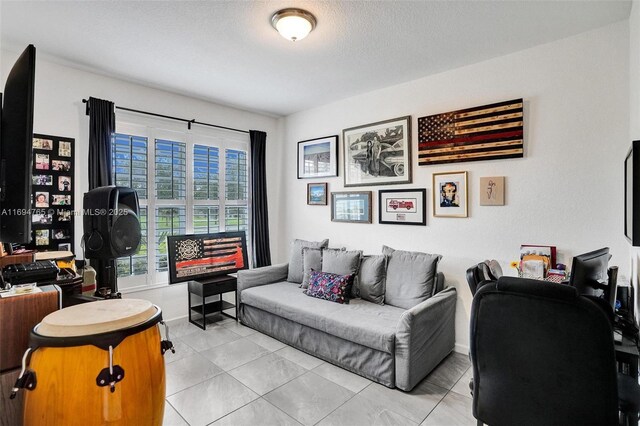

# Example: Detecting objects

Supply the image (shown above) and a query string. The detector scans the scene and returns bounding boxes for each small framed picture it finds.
[57,210,72,222]
[35,154,50,170]
[58,141,72,157]
[32,174,53,186]
[379,188,426,226]
[35,229,50,246]
[479,176,505,206]
[52,229,71,240]
[32,213,52,225]
[433,171,468,218]
[51,160,71,171]
[52,194,71,206]
[33,138,53,150]
[58,176,72,192]
[297,135,338,179]
[331,191,372,223]
[34,192,49,208]
[343,116,411,187]
[307,183,328,205]
[58,243,71,251]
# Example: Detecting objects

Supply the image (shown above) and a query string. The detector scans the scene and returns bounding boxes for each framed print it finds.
[343,116,411,187]
[35,153,49,170]
[479,176,505,206]
[51,159,71,171]
[307,183,328,205]
[331,191,372,223]
[58,176,72,191]
[297,135,338,179]
[58,141,72,157]
[34,192,49,208]
[33,138,53,150]
[32,174,53,186]
[433,171,468,217]
[378,188,426,225]
[52,194,71,206]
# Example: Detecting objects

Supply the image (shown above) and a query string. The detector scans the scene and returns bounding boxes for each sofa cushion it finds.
[241,281,405,353]
[359,255,386,305]
[322,248,362,298]
[301,247,323,289]
[382,245,442,310]
[287,239,329,283]
[305,271,353,304]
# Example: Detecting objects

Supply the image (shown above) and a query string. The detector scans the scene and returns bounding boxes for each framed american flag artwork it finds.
[418,99,524,166]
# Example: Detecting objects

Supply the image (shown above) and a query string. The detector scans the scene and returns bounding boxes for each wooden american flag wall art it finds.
[417,98,524,165]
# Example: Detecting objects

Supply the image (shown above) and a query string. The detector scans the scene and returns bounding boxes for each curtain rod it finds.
[82,98,250,134]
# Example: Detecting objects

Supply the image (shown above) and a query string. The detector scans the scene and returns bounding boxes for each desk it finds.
[616,335,639,378]
[187,275,237,330]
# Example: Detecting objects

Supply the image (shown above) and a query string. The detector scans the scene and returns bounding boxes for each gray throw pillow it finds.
[382,245,442,310]
[287,239,329,283]
[322,248,362,298]
[358,255,386,305]
[301,247,323,289]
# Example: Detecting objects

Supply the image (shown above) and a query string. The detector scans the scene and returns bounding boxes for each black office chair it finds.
[470,277,638,426]
[466,260,502,296]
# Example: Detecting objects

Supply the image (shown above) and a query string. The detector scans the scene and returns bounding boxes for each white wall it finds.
[282,22,630,352]
[0,50,281,320]
[629,1,640,315]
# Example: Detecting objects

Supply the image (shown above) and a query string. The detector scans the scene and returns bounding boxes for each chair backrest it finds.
[470,277,618,426]
[466,260,502,296]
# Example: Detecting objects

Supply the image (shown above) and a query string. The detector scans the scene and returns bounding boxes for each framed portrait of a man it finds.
[433,171,468,217]
[343,116,411,187]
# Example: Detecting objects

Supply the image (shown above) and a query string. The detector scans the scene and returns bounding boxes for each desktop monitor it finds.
[167,231,248,284]
[569,247,611,299]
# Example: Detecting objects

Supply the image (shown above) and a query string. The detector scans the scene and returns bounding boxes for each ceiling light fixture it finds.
[271,8,317,42]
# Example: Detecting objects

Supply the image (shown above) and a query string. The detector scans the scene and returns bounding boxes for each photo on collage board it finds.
[52,229,70,240]
[35,229,49,246]
[52,194,71,206]
[58,141,72,157]
[58,176,71,191]
[33,138,53,150]
[34,192,49,208]
[35,154,49,170]
[51,160,71,171]
[32,174,53,186]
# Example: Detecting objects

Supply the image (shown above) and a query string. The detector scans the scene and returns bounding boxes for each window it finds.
[112,122,250,289]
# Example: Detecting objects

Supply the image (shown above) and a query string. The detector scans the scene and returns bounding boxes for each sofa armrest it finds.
[395,286,456,391]
[237,263,289,302]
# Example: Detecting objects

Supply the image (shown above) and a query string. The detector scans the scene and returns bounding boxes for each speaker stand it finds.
[92,258,118,297]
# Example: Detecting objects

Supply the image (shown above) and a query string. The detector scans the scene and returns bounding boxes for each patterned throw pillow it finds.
[305,270,353,304]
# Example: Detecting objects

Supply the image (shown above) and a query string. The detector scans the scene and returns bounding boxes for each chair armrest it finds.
[395,287,457,391]
[237,263,289,302]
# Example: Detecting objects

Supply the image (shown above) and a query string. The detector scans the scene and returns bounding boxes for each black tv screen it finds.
[167,231,248,284]
[0,45,36,243]
[625,140,640,246]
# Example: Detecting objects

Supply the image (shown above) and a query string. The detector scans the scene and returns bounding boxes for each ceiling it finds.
[0,1,632,117]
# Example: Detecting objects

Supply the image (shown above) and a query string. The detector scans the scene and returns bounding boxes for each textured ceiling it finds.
[0,1,632,116]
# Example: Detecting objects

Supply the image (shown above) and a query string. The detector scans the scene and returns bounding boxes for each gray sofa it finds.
[237,245,457,392]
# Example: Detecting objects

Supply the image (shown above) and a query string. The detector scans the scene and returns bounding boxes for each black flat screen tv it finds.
[0,45,36,243]
[167,231,248,284]
[625,140,640,246]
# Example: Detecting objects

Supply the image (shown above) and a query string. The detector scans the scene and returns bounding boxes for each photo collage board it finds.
[27,133,75,251]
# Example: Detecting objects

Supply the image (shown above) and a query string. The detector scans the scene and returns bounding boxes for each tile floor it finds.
[162,315,476,426]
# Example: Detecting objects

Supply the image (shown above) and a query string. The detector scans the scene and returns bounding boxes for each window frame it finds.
[115,114,251,291]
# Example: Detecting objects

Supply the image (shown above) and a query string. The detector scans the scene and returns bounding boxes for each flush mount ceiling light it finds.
[271,8,317,42]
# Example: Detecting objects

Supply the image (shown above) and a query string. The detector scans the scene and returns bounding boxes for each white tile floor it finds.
[163,316,476,426]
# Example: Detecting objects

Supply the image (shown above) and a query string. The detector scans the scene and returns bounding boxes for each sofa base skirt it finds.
[240,304,396,388]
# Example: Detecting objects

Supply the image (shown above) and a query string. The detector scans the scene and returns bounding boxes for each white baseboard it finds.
[454,343,469,354]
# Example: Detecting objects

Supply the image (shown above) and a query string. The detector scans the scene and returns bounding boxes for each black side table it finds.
[187,274,237,330]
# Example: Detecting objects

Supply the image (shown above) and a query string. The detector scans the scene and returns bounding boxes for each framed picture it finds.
[297,135,338,179]
[58,176,72,192]
[33,138,53,150]
[378,188,426,226]
[343,116,411,187]
[58,141,72,157]
[331,191,372,223]
[34,192,49,208]
[433,171,468,218]
[307,183,328,205]
[35,153,49,170]
[51,160,71,171]
[32,174,53,186]
[479,176,505,206]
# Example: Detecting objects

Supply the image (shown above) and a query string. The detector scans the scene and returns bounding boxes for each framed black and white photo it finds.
[331,191,372,223]
[297,135,338,179]
[378,188,426,225]
[307,183,328,205]
[343,116,411,187]
[433,171,468,218]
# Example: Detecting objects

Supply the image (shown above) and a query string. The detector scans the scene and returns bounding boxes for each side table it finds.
[187,275,237,330]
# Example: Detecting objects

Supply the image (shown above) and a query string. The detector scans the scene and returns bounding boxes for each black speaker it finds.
[83,186,141,259]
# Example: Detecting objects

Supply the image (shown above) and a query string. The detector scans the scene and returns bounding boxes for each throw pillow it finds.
[358,255,386,305]
[301,247,323,289]
[321,248,362,298]
[305,270,353,304]
[382,245,442,310]
[287,238,329,283]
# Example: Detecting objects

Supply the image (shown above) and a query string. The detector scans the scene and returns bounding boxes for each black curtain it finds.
[87,97,115,190]
[250,130,271,267]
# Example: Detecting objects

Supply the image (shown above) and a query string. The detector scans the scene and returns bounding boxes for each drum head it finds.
[37,299,157,337]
